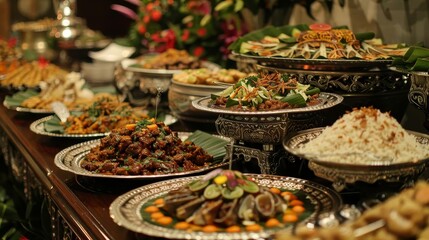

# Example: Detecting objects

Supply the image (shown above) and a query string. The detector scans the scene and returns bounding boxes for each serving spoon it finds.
[51,101,70,123]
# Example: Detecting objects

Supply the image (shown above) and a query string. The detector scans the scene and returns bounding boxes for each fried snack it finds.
[172,68,247,85]
[1,61,68,88]
[139,49,202,70]
[275,181,429,240]
[62,98,147,134]
[80,119,213,175]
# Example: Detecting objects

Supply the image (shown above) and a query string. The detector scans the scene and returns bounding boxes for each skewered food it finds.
[81,119,214,175]
[211,72,320,111]
[0,61,68,88]
[172,68,248,85]
[142,169,309,232]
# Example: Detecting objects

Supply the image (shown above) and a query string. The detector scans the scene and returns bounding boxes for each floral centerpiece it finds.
[112,0,345,66]
[113,0,259,65]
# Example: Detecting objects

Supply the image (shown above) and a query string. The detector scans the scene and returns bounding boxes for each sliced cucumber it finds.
[189,180,209,192]
[204,184,222,199]
[222,186,244,200]
[280,93,306,107]
[241,180,260,193]
[304,87,320,95]
[226,98,239,108]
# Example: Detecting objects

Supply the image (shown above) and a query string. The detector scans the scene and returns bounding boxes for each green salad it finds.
[210,73,320,111]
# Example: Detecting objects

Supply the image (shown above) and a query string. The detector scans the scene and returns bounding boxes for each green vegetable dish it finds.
[211,72,321,111]
[140,169,315,233]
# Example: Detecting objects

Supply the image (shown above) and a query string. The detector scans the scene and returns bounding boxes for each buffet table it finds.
[0,91,150,240]
[0,85,427,240]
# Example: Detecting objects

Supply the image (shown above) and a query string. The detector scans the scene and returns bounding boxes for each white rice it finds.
[298,107,429,164]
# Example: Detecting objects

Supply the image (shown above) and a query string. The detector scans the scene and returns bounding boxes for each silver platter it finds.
[231,52,393,70]
[109,174,342,240]
[283,127,429,191]
[30,115,177,138]
[122,59,220,77]
[3,100,54,113]
[54,133,229,179]
[192,92,343,116]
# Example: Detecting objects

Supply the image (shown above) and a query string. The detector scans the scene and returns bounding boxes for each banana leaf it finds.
[43,116,65,133]
[355,32,375,43]
[4,89,39,107]
[228,24,309,52]
[404,46,429,63]
[391,46,429,71]
[410,57,429,71]
[186,130,229,163]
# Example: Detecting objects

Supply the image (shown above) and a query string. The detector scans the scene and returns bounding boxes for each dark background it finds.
[7,0,136,39]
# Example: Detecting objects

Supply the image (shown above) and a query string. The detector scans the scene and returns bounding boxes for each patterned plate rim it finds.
[30,116,108,138]
[109,174,342,240]
[191,92,343,115]
[231,52,393,66]
[3,100,54,113]
[30,115,178,138]
[54,134,230,179]
[283,127,429,169]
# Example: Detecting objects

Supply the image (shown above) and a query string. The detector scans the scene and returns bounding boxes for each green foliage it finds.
[0,159,51,240]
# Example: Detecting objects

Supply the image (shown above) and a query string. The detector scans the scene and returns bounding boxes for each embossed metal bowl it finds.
[231,52,393,71]
[168,79,227,123]
[283,127,429,191]
[114,58,220,107]
[192,93,343,145]
[258,65,411,124]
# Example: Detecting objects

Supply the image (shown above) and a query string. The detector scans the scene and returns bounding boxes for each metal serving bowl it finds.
[114,58,220,107]
[283,127,429,191]
[258,65,411,124]
[192,93,344,146]
[168,80,228,123]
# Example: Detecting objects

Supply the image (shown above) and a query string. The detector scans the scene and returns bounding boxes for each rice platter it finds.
[297,107,429,165]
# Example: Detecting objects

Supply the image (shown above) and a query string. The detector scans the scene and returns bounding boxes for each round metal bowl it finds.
[283,127,429,191]
[231,52,393,71]
[114,58,220,107]
[258,65,411,124]
[192,93,344,145]
[168,80,228,123]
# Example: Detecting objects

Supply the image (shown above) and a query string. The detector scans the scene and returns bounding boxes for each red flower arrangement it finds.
[112,0,253,65]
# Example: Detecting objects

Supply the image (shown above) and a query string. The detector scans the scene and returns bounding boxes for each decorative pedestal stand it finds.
[408,71,429,131]
[217,112,327,174]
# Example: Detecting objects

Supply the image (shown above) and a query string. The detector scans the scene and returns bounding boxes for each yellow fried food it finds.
[172,68,247,85]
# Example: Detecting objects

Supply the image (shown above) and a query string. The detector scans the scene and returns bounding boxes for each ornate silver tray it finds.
[192,92,343,116]
[30,115,177,138]
[120,59,221,77]
[54,133,230,179]
[283,127,429,191]
[3,101,54,113]
[109,174,342,240]
[231,52,393,70]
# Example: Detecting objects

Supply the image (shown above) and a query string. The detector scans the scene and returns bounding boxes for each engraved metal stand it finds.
[217,112,326,174]
[408,71,429,131]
